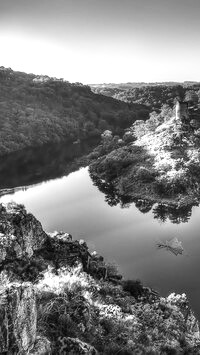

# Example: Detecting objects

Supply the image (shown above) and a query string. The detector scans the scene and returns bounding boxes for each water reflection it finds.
[1,166,200,319]
[152,204,194,224]
[156,237,184,256]
[1,140,197,225]
[0,138,99,191]
[89,172,197,223]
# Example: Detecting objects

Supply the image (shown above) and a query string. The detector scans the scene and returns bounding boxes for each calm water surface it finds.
[0,166,200,318]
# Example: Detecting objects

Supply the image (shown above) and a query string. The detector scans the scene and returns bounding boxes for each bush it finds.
[132,120,147,139]
[135,166,156,182]
[122,280,143,299]
[95,148,134,180]
[103,344,134,355]
[91,145,149,182]
[187,162,200,179]
[160,345,179,355]
[123,131,135,143]
[3,257,47,282]
[154,175,188,196]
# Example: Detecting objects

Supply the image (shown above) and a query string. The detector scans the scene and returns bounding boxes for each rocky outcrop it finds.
[167,293,200,345]
[0,202,122,283]
[0,281,51,354]
[0,282,37,354]
[0,203,200,354]
[39,232,91,270]
[0,202,47,263]
[39,231,122,282]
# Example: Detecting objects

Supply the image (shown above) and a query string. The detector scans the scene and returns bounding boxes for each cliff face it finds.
[0,282,37,354]
[0,202,47,262]
[0,202,200,354]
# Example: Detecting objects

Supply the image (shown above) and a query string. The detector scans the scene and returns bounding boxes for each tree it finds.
[184,90,198,105]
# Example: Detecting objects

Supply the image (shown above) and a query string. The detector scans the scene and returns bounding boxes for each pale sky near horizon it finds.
[1,0,200,84]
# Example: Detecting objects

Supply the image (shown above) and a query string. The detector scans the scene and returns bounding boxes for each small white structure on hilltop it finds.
[33,76,50,83]
[33,76,64,83]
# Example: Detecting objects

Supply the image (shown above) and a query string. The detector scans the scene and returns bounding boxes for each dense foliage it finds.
[0,67,150,155]
[89,103,200,221]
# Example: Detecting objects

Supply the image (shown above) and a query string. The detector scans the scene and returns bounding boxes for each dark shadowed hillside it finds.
[0,67,150,156]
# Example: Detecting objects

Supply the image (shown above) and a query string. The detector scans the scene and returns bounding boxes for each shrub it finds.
[123,131,135,143]
[132,120,147,139]
[3,257,47,282]
[100,318,115,335]
[154,175,188,196]
[187,162,200,179]
[103,344,134,355]
[95,149,133,180]
[135,166,156,182]
[91,145,150,182]
[160,345,179,355]
[122,280,143,299]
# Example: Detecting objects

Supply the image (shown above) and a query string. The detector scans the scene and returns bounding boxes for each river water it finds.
[0,142,200,318]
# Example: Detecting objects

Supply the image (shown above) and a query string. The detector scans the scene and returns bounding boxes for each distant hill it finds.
[91,82,200,112]
[0,67,150,156]
[90,81,200,89]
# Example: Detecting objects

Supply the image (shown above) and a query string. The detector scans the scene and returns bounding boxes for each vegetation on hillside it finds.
[89,103,200,221]
[0,67,150,155]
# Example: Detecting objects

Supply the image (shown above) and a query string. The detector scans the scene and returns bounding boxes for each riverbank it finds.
[0,202,200,354]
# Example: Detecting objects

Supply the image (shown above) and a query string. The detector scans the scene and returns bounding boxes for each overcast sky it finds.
[1,0,200,83]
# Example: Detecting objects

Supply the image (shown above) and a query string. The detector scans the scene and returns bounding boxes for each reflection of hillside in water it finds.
[90,173,195,224]
[152,204,193,224]
[0,138,99,191]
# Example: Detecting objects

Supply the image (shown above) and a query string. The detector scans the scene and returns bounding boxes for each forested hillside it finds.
[0,67,150,156]
[91,82,200,111]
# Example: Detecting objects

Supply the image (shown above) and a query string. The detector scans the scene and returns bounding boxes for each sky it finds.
[1,0,200,84]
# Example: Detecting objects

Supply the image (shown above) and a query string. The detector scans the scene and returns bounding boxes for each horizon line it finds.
[1,65,200,86]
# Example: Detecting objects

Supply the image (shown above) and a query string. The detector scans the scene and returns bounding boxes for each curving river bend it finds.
[0,142,200,319]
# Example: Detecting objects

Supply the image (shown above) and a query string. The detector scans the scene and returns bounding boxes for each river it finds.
[0,142,200,319]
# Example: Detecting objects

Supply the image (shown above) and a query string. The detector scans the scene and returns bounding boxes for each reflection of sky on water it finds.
[0,167,200,318]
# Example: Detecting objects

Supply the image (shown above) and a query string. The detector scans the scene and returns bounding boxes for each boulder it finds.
[0,202,47,263]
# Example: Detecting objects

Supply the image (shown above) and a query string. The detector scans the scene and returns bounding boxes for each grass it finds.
[32,262,200,354]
